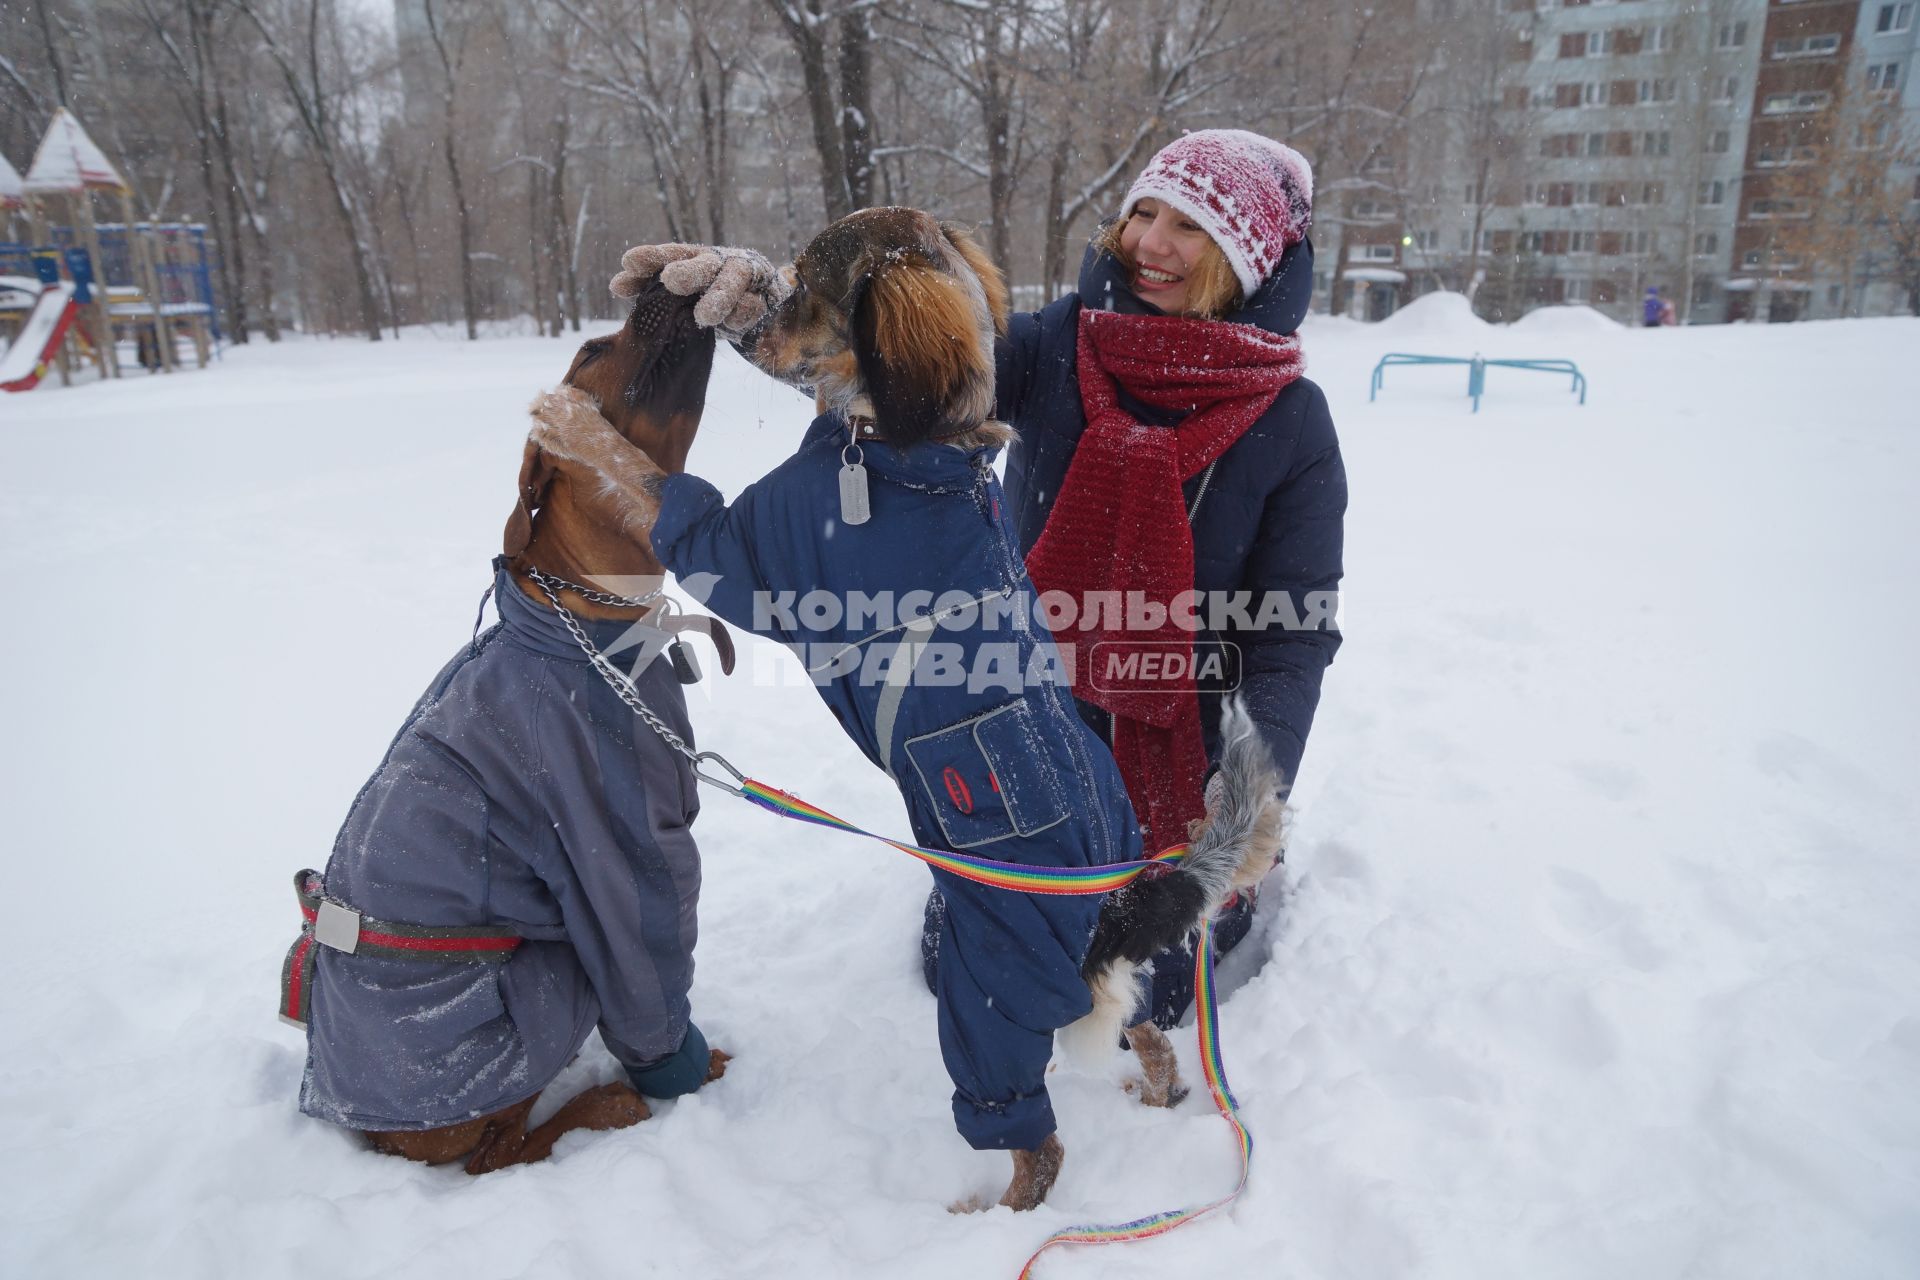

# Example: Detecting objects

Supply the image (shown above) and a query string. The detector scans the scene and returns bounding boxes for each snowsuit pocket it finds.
[904,700,1069,850]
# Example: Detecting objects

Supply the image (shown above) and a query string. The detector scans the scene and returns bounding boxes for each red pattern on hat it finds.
[1123,130,1315,298]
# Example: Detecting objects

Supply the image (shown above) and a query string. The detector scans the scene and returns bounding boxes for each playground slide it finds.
[1,283,80,393]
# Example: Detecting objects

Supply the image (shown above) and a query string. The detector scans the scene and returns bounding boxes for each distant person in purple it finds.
[1643,286,1664,328]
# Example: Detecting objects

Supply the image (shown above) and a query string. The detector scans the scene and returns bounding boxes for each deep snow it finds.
[2,305,1917,1279]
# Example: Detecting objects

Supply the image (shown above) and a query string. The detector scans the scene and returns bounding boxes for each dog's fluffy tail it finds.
[1058,698,1288,1066]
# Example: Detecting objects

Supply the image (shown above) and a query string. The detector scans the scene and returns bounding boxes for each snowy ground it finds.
[3,300,1917,1278]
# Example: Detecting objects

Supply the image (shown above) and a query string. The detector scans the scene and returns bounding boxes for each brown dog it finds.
[361,280,735,1174]
[530,213,1287,1211]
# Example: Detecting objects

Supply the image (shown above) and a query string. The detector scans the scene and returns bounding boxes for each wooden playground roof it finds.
[1,152,23,208]
[23,109,127,196]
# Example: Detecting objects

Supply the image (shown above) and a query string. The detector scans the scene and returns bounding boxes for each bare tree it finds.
[420,0,481,339]
[766,0,877,222]
[235,0,388,341]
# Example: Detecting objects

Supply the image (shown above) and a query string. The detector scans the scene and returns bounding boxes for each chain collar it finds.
[522,568,746,794]
[521,565,666,610]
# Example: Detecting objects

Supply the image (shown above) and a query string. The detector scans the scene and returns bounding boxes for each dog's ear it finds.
[503,438,551,557]
[940,222,1010,337]
[852,255,996,446]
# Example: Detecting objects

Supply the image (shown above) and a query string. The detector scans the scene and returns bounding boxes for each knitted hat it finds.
[1121,129,1315,298]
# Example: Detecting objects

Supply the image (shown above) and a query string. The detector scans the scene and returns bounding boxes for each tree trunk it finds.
[838,7,873,211]
[549,113,579,336]
[210,86,252,343]
[1042,132,1073,301]
[423,0,478,340]
[775,0,851,221]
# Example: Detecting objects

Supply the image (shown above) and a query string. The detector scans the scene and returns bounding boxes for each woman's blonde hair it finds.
[1097,212,1244,319]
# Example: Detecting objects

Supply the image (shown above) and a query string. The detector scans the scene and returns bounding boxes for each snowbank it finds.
[1510,303,1626,336]
[1371,289,1489,339]
[4,307,1918,1279]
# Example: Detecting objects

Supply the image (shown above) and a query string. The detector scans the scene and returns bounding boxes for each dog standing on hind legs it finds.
[529,208,1287,1211]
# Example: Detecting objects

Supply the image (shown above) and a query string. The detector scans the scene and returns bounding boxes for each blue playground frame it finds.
[1370,353,1588,413]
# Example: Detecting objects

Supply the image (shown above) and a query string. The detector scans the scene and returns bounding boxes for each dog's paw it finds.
[947,1193,996,1215]
[553,1081,651,1133]
[1122,1074,1190,1109]
[527,386,620,466]
[703,1048,732,1085]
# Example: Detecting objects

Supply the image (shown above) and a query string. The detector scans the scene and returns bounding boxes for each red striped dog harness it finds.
[278,869,524,1027]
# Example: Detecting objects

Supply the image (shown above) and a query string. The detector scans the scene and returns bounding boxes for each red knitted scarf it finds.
[1026,308,1304,852]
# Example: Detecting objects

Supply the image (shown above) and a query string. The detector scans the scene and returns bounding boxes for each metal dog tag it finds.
[668,638,702,685]
[839,444,871,526]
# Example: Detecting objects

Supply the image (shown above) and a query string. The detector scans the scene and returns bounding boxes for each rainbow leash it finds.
[739,779,1192,894]
[1015,925,1251,1277]
[733,778,1253,1276]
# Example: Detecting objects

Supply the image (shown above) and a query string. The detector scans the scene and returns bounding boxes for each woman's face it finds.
[1118,198,1215,315]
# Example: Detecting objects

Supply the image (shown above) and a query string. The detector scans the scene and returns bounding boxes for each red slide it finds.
[1,282,81,393]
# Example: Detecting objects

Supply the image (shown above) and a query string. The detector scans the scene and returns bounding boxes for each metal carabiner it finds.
[692,750,747,796]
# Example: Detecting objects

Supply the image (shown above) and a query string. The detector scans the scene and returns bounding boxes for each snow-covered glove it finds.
[610,243,790,340]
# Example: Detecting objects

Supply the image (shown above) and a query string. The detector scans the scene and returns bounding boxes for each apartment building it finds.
[1728,0,1920,318]
[1387,0,1767,324]
[1368,0,1918,323]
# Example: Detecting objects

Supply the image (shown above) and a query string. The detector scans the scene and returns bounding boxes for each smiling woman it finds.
[959,127,1345,1033]
[1098,198,1244,319]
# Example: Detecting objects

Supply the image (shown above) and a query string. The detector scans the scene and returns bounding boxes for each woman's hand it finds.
[611,243,790,339]
[527,385,669,541]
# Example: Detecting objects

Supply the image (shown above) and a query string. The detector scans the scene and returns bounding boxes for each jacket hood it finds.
[1077,234,1316,337]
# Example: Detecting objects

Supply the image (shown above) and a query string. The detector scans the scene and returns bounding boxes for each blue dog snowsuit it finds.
[286,563,712,1131]
[651,416,1142,1151]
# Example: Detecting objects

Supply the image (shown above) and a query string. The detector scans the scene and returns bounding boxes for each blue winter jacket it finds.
[998,239,1346,787]
[299,564,710,1130]
[651,425,1141,1151]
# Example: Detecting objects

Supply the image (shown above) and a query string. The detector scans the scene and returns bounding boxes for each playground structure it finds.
[1369,352,1589,414]
[1,108,219,393]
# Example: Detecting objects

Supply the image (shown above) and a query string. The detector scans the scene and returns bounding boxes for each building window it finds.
[1867,62,1903,92]
[1641,130,1671,156]
[1694,231,1719,255]
[1713,75,1739,102]
[1742,250,1763,269]
[1698,180,1726,205]
[1749,197,1809,219]
[1587,132,1607,156]
[1642,181,1665,204]
[1564,278,1591,303]
[1638,78,1677,104]
[1876,4,1914,35]
[1409,229,1439,251]
[1351,244,1398,262]
[1707,129,1731,153]
[1648,24,1674,53]
[1351,199,1397,221]
[1771,34,1842,59]
[1569,230,1597,255]
[1716,20,1748,48]
[1761,91,1832,114]
[1756,143,1818,166]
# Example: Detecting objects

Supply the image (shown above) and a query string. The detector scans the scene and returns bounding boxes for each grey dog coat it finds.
[297,564,704,1131]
